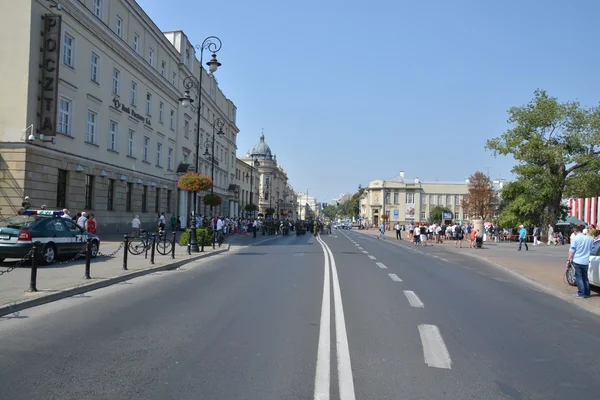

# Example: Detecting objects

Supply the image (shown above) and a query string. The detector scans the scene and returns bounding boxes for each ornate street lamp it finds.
[178,36,222,252]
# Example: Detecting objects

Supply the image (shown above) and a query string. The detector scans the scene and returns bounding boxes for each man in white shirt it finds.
[77,212,88,228]
[394,223,402,240]
[131,215,141,236]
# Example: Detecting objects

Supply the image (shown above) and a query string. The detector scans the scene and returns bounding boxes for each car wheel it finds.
[90,241,99,258]
[41,244,56,265]
[566,265,577,287]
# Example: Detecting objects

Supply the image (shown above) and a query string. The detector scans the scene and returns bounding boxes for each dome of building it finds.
[250,133,273,160]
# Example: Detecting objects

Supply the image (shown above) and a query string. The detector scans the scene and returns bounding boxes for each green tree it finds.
[322,204,337,219]
[338,186,365,218]
[428,206,452,223]
[486,89,600,227]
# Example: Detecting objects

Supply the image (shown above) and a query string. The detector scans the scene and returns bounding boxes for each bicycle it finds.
[128,229,171,255]
[155,230,172,255]
[213,229,224,247]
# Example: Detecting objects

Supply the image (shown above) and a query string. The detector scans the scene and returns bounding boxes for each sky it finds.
[138,0,600,202]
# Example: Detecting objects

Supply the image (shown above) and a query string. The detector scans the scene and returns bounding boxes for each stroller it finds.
[475,233,484,249]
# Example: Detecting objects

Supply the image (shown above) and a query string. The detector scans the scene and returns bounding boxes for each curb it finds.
[0,246,229,317]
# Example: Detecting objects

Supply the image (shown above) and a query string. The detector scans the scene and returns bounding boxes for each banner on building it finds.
[568,197,599,226]
[405,203,415,220]
[39,14,62,137]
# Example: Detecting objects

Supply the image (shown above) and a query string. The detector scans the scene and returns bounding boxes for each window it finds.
[112,68,120,95]
[107,179,115,211]
[183,153,188,164]
[438,195,443,205]
[429,194,435,205]
[159,102,164,123]
[232,106,237,124]
[161,60,166,77]
[86,110,97,143]
[127,130,135,157]
[133,33,140,53]
[446,194,451,205]
[172,71,177,86]
[93,0,102,18]
[155,188,161,213]
[84,175,94,209]
[455,195,460,205]
[90,52,99,83]
[156,142,163,167]
[115,15,123,38]
[142,186,148,213]
[393,192,399,204]
[126,182,133,211]
[108,120,118,151]
[421,194,426,204]
[56,169,67,208]
[168,147,174,170]
[58,96,72,135]
[148,47,155,67]
[130,81,137,105]
[421,211,426,220]
[405,192,414,204]
[167,190,172,213]
[184,120,189,138]
[185,48,190,65]
[146,92,152,115]
[143,136,150,162]
[62,32,74,67]
[170,109,175,129]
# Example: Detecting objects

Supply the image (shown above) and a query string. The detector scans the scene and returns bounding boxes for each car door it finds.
[44,219,74,256]
[588,240,600,286]
[61,219,87,254]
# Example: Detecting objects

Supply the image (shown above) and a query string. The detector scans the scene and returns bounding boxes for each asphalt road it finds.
[1,230,600,399]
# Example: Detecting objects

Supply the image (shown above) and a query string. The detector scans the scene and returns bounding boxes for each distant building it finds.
[296,192,318,219]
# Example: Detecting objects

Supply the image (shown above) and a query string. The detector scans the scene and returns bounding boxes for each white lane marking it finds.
[440,258,449,262]
[355,244,360,246]
[388,273,402,282]
[362,250,369,254]
[314,238,331,399]
[418,324,452,369]
[368,255,376,260]
[358,247,363,250]
[318,236,356,400]
[376,262,387,269]
[403,290,424,308]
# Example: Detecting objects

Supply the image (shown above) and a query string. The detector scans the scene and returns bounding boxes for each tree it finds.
[486,89,600,226]
[461,171,499,220]
[322,204,337,219]
[338,186,365,218]
[428,205,452,223]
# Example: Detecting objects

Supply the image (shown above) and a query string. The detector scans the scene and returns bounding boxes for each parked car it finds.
[0,210,100,265]
[566,239,600,287]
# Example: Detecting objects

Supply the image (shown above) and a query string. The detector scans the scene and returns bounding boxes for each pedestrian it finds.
[77,212,88,228]
[547,224,555,246]
[377,221,385,239]
[85,214,97,234]
[517,224,528,251]
[170,214,177,231]
[131,215,141,237]
[394,222,402,240]
[568,224,593,299]
[532,225,541,246]
[454,223,463,248]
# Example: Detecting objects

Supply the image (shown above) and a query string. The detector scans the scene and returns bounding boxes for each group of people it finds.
[377,221,488,249]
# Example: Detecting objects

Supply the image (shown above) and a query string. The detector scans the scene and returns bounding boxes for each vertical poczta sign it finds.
[39,14,62,137]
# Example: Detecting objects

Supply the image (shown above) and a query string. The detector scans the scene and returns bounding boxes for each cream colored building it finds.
[361,171,469,226]
[240,133,297,219]
[0,0,238,232]
[234,157,259,217]
[296,192,319,220]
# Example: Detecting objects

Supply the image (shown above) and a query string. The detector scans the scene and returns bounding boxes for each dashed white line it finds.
[357,247,364,250]
[376,262,387,269]
[418,324,452,369]
[388,273,402,282]
[362,250,369,254]
[439,258,449,262]
[368,255,376,260]
[403,290,424,308]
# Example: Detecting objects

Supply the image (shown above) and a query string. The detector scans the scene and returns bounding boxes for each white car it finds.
[566,239,600,287]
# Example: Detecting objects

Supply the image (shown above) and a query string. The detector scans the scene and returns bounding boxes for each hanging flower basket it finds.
[265,207,275,215]
[177,173,213,193]
[381,214,390,220]
[257,213,264,218]
[203,193,222,206]
[244,203,258,212]
[281,210,288,216]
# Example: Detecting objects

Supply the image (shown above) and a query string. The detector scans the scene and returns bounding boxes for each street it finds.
[1,231,600,400]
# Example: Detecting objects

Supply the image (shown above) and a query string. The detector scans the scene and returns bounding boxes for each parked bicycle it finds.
[128,229,171,255]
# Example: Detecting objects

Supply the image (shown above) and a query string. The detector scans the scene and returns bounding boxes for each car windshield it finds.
[0,215,37,229]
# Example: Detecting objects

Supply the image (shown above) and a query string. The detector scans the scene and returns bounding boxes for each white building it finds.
[0,0,239,232]
[296,192,319,219]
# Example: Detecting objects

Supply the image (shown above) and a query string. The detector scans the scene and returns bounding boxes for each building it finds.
[567,197,599,226]
[296,192,319,220]
[0,0,238,232]
[332,193,352,206]
[360,171,469,226]
[234,157,259,217]
[240,133,296,219]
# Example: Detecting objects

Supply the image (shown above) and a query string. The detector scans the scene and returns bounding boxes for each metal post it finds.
[28,242,39,292]
[187,227,192,255]
[122,235,129,270]
[150,234,156,264]
[84,238,92,279]
[201,229,205,252]
[145,231,150,259]
[212,228,216,249]
[171,231,176,259]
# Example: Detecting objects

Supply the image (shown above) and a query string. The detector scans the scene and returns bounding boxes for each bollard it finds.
[145,231,150,259]
[187,229,191,255]
[171,232,176,259]
[28,242,39,292]
[212,230,216,249]
[84,238,92,279]
[150,234,156,264]
[122,235,129,270]
[201,229,205,252]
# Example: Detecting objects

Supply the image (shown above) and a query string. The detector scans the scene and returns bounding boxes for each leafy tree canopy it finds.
[461,171,499,221]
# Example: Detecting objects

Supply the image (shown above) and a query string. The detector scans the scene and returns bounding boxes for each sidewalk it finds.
[355,229,600,313]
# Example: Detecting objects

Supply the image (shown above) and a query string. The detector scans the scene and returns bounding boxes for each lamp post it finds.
[203,117,225,216]
[245,157,260,219]
[178,36,222,252]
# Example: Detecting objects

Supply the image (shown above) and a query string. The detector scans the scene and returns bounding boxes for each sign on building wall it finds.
[39,14,62,137]
[405,203,415,220]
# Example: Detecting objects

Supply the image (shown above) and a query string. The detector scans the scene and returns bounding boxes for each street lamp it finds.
[178,35,222,252]
[203,117,225,215]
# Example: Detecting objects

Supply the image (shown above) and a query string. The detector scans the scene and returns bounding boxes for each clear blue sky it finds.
[139,0,600,202]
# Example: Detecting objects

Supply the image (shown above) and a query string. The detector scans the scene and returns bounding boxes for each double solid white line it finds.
[315,236,356,400]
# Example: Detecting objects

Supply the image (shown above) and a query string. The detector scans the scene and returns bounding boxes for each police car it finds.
[0,210,100,265]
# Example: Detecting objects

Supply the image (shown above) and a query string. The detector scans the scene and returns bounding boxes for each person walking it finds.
[568,224,593,299]
[532,225,541,246]
[394,222,402,240]
[377,222,385,239]
[517,224,528,251]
